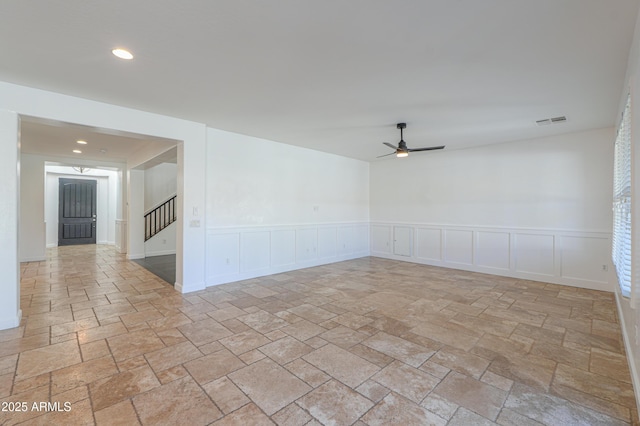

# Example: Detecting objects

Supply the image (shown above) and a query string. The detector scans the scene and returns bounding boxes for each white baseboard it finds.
[207,251,369,287]
[145,249,176,257]
[47,242,114,248]
[0,309,21,331]
[19,256,46,262]
[370,253,610,292]
[127,253,145,260]
[176,280,205,294]
[615,292,640,420]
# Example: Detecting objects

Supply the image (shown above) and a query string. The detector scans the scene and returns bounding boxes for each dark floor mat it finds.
[133,254,176,285]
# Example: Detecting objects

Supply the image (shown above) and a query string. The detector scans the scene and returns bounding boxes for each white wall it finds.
[371,129,613,230]
[0,111,20,330]
[205,128,370,285]
[20,154,45,261]
[370,128,615,291]
[144,222,177,257]
[143,162,177,257]
[144,163,177,211]
[128,169,146,260]
[207,128,369,227]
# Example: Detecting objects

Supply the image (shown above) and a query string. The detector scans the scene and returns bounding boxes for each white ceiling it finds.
[19,117,178,165]
[2,0,639,162]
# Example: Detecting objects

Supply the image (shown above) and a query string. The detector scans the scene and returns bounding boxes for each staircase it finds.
[144,195,177,241]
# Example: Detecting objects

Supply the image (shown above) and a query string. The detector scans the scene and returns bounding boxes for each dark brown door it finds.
[58,178,97,246]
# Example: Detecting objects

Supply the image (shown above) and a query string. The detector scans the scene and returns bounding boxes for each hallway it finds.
[1,245,637,424]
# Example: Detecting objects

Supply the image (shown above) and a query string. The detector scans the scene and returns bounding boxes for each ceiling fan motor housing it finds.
[378,122,444,158]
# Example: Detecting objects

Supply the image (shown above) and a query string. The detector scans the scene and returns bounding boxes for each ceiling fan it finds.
[378,123,445,158]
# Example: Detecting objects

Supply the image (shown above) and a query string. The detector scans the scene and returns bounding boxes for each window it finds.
[613,94,632,297]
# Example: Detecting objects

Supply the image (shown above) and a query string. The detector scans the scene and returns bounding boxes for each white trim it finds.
[206,221,370,231]
[367,221,611,235]
[19,256,46,262]
[176,280,205,293]
[144,249,176,257]
[0,309,21,330]
[615,291,640,418]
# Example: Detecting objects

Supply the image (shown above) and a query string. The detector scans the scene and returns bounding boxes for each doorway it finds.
[58,178,97,245]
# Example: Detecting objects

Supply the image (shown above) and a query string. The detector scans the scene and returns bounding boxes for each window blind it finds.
[613,94,632,297]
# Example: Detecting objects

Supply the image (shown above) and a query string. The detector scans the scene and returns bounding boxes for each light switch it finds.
[189,219,200,228]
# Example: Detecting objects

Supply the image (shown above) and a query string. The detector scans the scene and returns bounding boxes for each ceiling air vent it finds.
[536,116,567,126]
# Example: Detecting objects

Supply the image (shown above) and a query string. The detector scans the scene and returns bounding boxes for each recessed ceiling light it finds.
[76,140,87,145]
[112,48,133,60]
[73,149,82,154]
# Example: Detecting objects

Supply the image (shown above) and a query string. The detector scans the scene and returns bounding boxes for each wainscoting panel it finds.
[317,227,337,260]
[371,225,391,254]
[354,224,370,254]
[475,231,510,271]
[240,231,270,273]
[271,229,296,268]
[513,233,555,276]
[370,222,613,292]
[444,229,473,265]
[416,228,442,261]
[394,226,413,257]
[296,228,318,263]
[207,232,240,279]
[337,226,354,256]
[560,235,610,283]
[207,222,370,286]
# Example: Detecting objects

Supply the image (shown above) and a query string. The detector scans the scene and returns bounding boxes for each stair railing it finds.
[144,195,177,241]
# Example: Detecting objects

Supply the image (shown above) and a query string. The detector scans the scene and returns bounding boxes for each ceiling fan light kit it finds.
[378,122,445,158]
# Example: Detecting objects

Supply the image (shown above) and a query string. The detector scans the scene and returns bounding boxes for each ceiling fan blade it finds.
[376,152,396,158]
[407,145,445,152]
[383,142,397,149]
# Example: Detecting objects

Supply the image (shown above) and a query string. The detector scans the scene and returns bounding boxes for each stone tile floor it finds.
[0,244,637,425]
